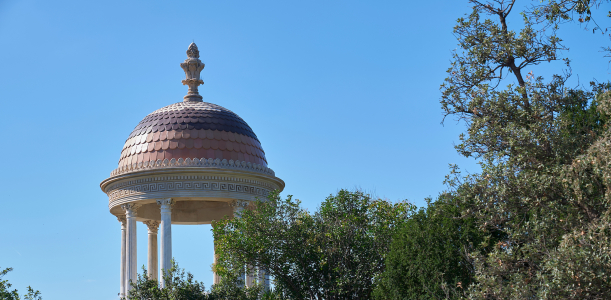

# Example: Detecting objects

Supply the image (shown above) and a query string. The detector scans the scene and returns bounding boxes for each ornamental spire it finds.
[180,42,205,102]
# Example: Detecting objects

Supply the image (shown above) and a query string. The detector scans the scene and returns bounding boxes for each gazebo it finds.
[100,43,284,298]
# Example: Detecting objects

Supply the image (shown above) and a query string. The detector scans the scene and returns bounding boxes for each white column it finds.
[213,251,221,285]
[117,216,127,298]
[122,203,139,292]
[212,220,221,285]
[144,220,160,281]
[245,265,256,287]
[258,268,270,290]
[231,200,249,287]
[157,198,174,287]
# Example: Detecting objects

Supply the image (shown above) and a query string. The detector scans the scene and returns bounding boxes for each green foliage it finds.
[124,260,262,300]
[527,0,611,58]
[373,194,494,300]
[542,213,611,299]
[439,0,611,298]
[213,190,413,300]
[0,268,42,300]
[125,261,207,300]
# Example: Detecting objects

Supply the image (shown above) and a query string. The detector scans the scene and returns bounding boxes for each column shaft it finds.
[213,245,221,285]
[245,265,256,287]
[157,198,173,287]
[118,216,127,298]
[259,268,270,290]
[144,221,160,281]
[122,204,139,292]
[231,200,249,287]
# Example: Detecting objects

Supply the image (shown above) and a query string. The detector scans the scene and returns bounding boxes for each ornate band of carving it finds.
[107,175,276,192]
[110,158,275,177]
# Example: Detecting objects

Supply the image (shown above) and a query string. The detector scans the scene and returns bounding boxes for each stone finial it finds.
[186,43,200,58]
[180,42,205,102]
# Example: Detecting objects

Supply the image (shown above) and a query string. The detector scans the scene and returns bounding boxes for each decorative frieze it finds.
[109,158,275,177]
[107,175,275,192]
[107,180,271,202]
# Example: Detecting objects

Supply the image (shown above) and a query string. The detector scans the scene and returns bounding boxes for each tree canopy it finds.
[436,0,611,298]
[0,268,41,300]
[213,190,412,300]
[124,260,265,300]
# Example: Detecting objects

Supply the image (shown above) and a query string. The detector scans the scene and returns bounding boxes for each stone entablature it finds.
[101,168,284,212]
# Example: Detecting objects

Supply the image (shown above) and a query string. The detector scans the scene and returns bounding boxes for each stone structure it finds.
[100,43,284,298]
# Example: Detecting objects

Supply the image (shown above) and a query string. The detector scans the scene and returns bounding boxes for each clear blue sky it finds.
[0,0,608,299]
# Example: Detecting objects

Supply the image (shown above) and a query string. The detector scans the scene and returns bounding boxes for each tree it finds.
[527,0,611,58]
[124,260,262,300]
[373,193,495,300]
[213,190,412,300]
[440,0,611,298]
[0,267,42,300]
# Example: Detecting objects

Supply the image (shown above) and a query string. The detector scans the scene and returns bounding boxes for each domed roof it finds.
[102,43,283,219]
[118,101,267,169]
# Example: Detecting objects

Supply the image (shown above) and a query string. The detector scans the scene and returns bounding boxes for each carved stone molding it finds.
[107,174,276,193]
[143,220,160,233]
[109,158,275,177]
[107,178,273,204]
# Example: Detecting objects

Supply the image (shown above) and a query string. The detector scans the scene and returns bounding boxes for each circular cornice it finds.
[101,163,285,211]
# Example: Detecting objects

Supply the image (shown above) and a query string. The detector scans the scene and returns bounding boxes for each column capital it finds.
[143,220,160,233]
[230,199,249,208]
[117,215,126,224]
[157,198,174,214]
[230,200,250,216]
[156,198,174,207]
[121,203,141,218]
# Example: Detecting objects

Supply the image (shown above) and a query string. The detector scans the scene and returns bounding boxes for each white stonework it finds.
[259,268,270,290]
[122,203,140,292]
[117,216,127,298]
[144,220,160,280]
[157,198,174,287]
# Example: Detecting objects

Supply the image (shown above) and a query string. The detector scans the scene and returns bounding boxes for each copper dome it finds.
[118,101,267,169]
[102,42,283,230]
